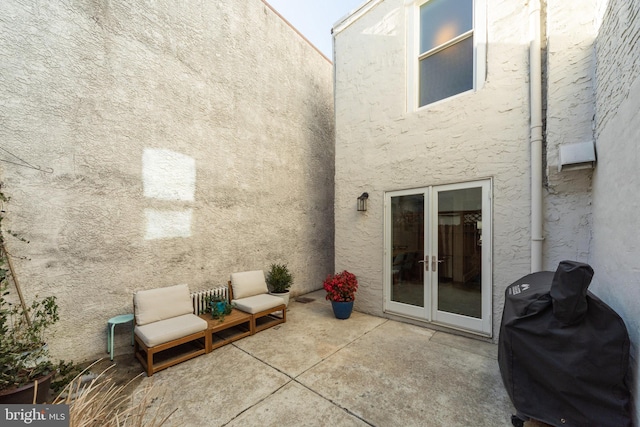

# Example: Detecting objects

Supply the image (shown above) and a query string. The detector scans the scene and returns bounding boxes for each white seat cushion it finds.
[134,284,193,326]
[230,270,269,299]
[233,294,284,314]
[135,313,207,347]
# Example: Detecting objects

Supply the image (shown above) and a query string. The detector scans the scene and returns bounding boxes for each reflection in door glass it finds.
[437,188,482,318]
[391,195,424,307]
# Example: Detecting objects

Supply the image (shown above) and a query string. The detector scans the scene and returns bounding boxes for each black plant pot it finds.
[0,371,55,404]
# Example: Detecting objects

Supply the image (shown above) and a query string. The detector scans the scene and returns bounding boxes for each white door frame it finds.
[383,187,432,320]
[383,179,492,336]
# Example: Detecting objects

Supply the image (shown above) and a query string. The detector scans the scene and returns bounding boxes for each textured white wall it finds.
[591,0,640,422]
[334,0,603,340]
[543,0,598,269]
[0,0,334,361]
[334,0,534,339]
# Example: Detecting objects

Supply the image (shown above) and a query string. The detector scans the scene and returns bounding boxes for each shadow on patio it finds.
[124,290,518,426]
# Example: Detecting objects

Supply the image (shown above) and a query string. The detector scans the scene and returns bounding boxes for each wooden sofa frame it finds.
[228,280,286,333]
[134,331,209,377]
[132,279,286,376]
[133,285,211,377]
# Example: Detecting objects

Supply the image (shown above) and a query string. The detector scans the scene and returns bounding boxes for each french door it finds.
[384,180,492,336]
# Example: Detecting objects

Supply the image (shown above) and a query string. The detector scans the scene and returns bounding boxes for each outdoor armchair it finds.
[133,284,209,376]
[229,270,286,334]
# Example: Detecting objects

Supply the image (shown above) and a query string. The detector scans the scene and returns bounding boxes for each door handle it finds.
[417,259,428,271]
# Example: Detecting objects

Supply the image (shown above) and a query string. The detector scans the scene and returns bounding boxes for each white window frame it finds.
[405,0,487,112]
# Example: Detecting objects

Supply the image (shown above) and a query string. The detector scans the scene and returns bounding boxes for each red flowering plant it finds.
[323,270,358,302]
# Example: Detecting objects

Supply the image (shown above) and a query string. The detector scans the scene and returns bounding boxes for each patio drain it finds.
[295,297,315,303]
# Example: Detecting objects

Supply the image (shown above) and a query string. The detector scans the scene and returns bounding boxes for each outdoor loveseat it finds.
[133,273,286,376]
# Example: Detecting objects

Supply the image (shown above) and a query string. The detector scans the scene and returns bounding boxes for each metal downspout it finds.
[529,0,544,272]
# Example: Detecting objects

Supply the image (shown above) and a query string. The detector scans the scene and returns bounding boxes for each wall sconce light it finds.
[357,192,369,212]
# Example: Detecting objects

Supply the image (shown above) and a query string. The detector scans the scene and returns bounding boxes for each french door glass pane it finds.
[391,194,424,307]
[419,35,473,106]
[437,187,482,318]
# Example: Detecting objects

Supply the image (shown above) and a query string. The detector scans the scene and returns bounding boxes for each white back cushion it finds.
[134,284,193,326]
[230,270,268,299]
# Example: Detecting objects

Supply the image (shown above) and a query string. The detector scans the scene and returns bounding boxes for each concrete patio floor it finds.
[133,290,518,426]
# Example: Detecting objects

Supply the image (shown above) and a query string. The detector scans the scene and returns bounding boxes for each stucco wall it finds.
[334,0,534,339]
[543,0,597,269]
[333,0,602,340]
[591,0,640,421]
[0,0,334,361]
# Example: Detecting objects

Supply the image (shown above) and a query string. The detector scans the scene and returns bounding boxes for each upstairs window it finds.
[407,0,486,110]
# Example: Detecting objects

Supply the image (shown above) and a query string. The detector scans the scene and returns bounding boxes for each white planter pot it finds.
[269,291,290,307]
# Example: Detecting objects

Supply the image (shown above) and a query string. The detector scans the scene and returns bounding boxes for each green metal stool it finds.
[107,313,134,361]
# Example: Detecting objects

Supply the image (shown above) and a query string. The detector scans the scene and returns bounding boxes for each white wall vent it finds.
[558,140,596,171]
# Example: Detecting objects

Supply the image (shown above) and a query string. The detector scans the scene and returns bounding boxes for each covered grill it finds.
[498,261,632,427]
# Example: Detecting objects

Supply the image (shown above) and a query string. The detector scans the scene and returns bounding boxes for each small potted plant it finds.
[323,270,358,319]
[206,294,234,323]
[266,263,293,307]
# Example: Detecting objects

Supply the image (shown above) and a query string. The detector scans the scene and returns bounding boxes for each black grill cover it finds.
[498,261,632,427]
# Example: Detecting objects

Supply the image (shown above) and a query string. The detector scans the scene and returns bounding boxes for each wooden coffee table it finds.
[199,309,253,353]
